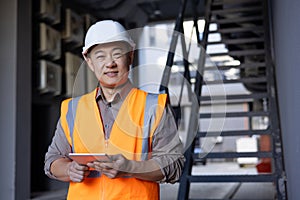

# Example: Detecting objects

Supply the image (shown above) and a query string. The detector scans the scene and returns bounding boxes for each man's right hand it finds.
[66,161,90,182]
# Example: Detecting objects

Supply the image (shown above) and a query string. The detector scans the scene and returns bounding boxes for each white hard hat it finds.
[82,20,135,56]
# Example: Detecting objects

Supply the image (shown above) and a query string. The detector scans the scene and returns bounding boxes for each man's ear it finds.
[86,57,95,72]
[128,51,134,65]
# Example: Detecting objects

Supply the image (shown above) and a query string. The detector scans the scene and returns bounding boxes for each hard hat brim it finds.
[82,39,135,56]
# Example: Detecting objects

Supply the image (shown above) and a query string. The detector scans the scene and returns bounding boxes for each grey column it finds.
[272,0,300,199]
[0,0,32,199]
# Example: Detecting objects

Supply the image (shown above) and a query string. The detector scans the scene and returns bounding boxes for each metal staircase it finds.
[160,0,287,199]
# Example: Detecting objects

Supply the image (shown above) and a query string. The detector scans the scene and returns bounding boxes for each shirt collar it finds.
[95,80,134,104]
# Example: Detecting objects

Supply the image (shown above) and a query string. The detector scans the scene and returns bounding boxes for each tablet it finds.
[68,153,111,165]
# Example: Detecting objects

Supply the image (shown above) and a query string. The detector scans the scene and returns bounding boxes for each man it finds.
[44,20,185,200]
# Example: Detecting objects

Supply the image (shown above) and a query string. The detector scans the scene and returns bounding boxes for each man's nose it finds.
[105,55,117,67]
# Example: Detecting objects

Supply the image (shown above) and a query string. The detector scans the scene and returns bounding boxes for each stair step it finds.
[204,62,266,70]
[203,77,267,85]
[206,37,264,45]
[197,129,271,137]
[209,26,264,34]
[209,49,265,57]
[187,174,276,182]
[211,6,262,15]
[194,151,273,159]
[210,15,263,24]
[212,0,263,6]
[199,111,269,118]
[200,93,268,101]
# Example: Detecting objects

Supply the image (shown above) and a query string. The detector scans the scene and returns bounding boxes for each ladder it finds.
[159,0,287,199]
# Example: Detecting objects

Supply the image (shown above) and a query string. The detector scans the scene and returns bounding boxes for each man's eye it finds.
[113,53,122,59]
[113,53,121,56]
[96,55,105,60]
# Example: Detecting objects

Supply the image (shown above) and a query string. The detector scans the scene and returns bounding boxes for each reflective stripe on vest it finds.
[141,93,159,161]
[66,97,81,153]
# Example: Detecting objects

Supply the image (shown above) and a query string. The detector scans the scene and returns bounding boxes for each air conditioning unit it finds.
[65,52,85,97]
[39,0,61,25]
[37,60,62,95]
[63,9,84,47]
[39,23,61,60]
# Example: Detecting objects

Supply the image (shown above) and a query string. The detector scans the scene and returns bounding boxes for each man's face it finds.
[86,41,133,88]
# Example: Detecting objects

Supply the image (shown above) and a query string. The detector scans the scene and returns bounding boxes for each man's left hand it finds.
[87,154,132,179]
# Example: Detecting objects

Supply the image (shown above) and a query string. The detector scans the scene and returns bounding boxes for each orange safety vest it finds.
[60,88,167,200]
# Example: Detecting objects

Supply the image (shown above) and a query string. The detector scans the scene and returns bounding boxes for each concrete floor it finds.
[160,182,275,200]
[32,162,276,200]
[160,162,276,200]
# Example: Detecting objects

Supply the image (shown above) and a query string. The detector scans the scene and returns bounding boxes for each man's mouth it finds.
[104,71,118,77]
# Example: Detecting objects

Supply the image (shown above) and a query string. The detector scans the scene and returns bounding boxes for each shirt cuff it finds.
[152,155,185,184]
[44,154,66,179]
[151,157,167,183]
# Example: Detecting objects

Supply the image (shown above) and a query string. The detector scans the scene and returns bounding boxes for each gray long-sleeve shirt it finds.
[44,81,185,183]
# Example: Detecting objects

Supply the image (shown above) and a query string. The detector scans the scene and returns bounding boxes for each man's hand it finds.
[66,161,90,182]
[87,154,130,179]
[87,154,164,181]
